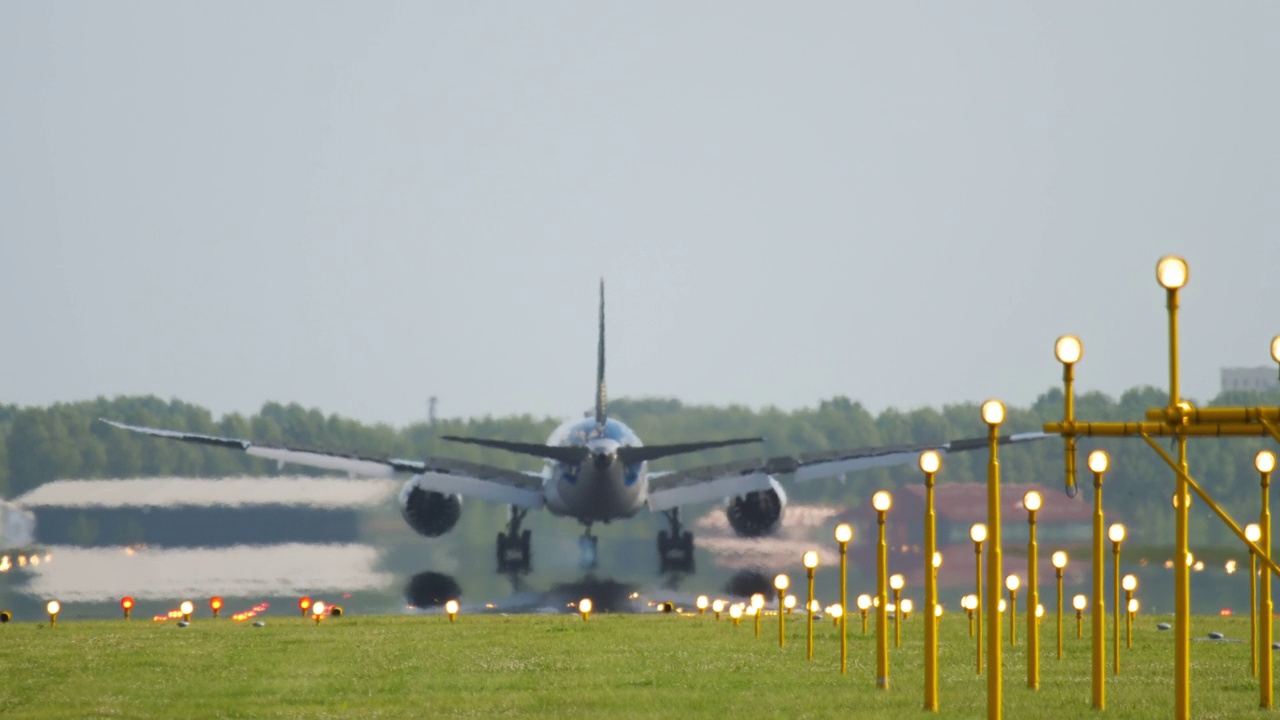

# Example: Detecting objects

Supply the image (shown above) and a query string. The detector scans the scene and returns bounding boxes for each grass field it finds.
[0,610,1273,719]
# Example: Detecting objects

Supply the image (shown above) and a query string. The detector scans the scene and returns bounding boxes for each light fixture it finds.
[1156,255,1189,290]
[1055,335,1083,365]
[919,450,941,474]
[579,598,593,621]
[445,599,459,622]
[180,600,194,623]
[1088,450,1109,474]
[981,399,1006,426]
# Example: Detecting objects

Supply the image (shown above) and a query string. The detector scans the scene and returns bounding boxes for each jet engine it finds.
[725,477,787,537]
[398,476,461,538]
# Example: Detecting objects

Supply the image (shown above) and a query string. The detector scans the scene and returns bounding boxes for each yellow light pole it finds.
[1052,551,1068,660]
[1248,522,1262,677]
[982,399,1006,720]
[1024,490,1042,689]
[1006,575,1020,646]
[836,522,853,674]
[752,593,765,638]
[920,449,942,711]
[1157,254,1191,720]
[857,594,872,635]
[774,575,789,649]
[1109,522,1126,676]
[873,490,893,690]
[1121,575,1137,649]
[46,600,60,628]
[1257,449,1276,709]
[804,550,820,661]
[1054,335,1083,498]
[971,522,988,675]
[890,574,906,648]
[1087,449,1110,709]
[1073,594,1087,638]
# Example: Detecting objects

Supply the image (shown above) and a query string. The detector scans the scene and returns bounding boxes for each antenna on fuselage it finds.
[595,277,607,432]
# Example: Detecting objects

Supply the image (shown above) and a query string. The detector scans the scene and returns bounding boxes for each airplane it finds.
[102,280,1048,574]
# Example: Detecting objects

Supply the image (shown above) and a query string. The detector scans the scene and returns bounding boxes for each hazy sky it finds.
[2,3,1276,428]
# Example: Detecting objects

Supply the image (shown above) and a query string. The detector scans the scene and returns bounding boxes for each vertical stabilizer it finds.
[595,278,607,430]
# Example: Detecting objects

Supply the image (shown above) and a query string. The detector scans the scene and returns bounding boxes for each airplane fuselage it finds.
[541,418,648,524]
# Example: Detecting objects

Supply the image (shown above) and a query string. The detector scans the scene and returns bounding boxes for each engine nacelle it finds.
[398,476,461,538]
[725,477,787,537]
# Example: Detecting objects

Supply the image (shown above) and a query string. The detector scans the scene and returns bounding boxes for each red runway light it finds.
[121,596,134,620]
[299,596,312,617]
[210,596,223,618]
[1220,608,1232,616]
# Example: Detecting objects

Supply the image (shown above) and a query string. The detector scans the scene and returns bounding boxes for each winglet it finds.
[595,278,607,431]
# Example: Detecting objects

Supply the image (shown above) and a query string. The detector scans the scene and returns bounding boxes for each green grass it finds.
[0,611,1273,719]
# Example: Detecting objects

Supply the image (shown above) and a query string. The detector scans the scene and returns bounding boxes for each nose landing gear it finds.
[578,527,599,570]
[657,508,694,573]
[496,507,531,573]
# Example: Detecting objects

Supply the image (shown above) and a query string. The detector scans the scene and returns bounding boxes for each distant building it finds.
[1222,367,1280,393]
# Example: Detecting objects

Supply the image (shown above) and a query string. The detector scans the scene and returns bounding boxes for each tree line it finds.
[1,387,1277,546]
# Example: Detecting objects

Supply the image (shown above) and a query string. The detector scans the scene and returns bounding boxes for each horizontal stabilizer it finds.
[440,436,589,464]
[617,437,763,464]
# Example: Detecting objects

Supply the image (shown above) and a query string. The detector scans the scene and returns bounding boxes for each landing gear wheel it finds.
[496,508,532,573]
[657,510,695,573]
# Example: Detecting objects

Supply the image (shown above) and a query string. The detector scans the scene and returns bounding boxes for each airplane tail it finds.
[595,278,607,430]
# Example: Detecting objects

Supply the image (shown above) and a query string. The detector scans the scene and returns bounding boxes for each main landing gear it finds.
[657,508,694,573]
[496,507,531,573]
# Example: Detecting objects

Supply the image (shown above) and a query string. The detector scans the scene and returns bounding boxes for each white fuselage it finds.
[540,418,648,524]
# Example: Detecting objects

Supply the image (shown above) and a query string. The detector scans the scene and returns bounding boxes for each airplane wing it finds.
[99,419,545,509]
[646,431,1050,511]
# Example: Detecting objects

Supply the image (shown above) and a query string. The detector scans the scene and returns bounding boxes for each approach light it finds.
[1128,599,1139,614]
[1052,551,1068,570]
[46,600,60,627]
[831,604,844,620]
[970,523,988,544]
[919,450,941,474]
[696,595,709,615]
[775,574,790,592]
[730,603,743,626]
[1122,575,1137,592]
[1186,552,1196,567]
[1006,575,1020,592]
[1258,451,1277,475]
[1248,524,1262,543]
[933,551,943,569]
[981,399,1006,426]
[900,598,914,618]
[1036,603,1045,619]
[120,596,134,620]
[180,600,194,622]
[751,594,765,611]
[935,604,943,618]
[577,598,593,622]
[1156,255,1189,290]
[445,599,459,622]
[890,574,905,591]
[299,596,312,617]
[712,599,725,620]
[961,594,976,611]
[803,551,820,569]
[1108,524,1126,544]
[1087,450,1110,474]
[1024,490,1042,513]
[809,599,821,614]
[1055,335,1083,365]
[1072,595,1087,611]
[857,594,872,611]
[1226,560,1238,574]
[835,523,853,544]
[785,595,797,612]
[312,601,326,625]
[998,599,1007,613]
[872,491,892,512]
[1272,335,1280,365]
[209,596,223,619]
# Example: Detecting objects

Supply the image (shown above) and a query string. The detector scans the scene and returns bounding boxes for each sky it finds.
[1,3,1277,428]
